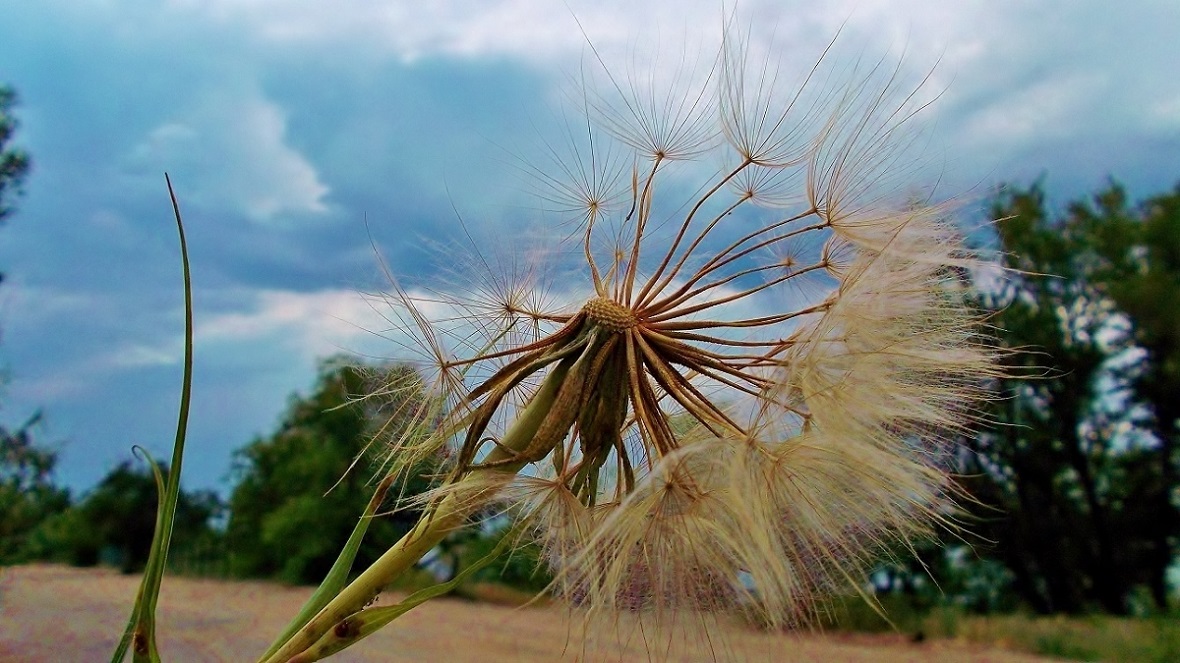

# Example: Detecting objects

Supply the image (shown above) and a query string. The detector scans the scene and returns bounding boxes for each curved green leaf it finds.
[111,175,194,663]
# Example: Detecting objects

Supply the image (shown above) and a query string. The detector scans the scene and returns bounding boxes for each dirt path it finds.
[0,565,1054,662]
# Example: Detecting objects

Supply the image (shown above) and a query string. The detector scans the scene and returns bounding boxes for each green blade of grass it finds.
[111,174,194,663]
[257,475,395,662]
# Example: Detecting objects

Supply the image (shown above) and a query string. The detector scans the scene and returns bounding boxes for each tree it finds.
[0,412,69,563]
[0,84,44,564]
[0,84,31,226]
[1070,183,1180,608]
[225,356,439,584]
[23,461,221,573]
[962,180,1178,614]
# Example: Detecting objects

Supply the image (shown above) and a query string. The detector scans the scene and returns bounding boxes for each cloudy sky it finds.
[1,0,1177,497]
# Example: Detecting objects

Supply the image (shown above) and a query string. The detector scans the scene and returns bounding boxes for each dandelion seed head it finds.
[367,19,996,647]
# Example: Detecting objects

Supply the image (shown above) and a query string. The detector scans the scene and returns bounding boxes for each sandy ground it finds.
[0,565,1056,662]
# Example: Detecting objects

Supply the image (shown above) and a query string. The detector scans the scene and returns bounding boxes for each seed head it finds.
[581,296,636,332]
[368,23,997,644]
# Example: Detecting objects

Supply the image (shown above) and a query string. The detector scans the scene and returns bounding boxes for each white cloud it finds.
[195,288,395,364]
[107,344,182,369]
[0,282,99,328]
[160,1,938,67]
[958,72,1110,147]
[1147,96,1180,132]
[6,373,89,403]
[150,2,1177,173]
[90,0,1170,201]
[41,1,1180,158]
[125,89,330,223]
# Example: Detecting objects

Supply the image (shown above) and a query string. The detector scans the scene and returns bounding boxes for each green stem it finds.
[112,175,194,663]
[259,355,575,663]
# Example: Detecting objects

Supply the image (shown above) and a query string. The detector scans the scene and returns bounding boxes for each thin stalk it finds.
[259,355,577,663]
[111,175,193,663]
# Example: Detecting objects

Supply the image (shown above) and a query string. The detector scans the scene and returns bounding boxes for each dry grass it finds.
[0,564,1059,662]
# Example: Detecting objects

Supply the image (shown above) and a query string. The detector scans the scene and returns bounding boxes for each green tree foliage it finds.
[1071,184,1180,609]
[0,84,31,225]
[0,413,69,564]
[0,84,44,564]
[962,180,1179,614]
[225,356,438,585]
[23,461,221,573]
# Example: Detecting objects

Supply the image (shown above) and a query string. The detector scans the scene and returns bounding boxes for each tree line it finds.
[3,356,544,594]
